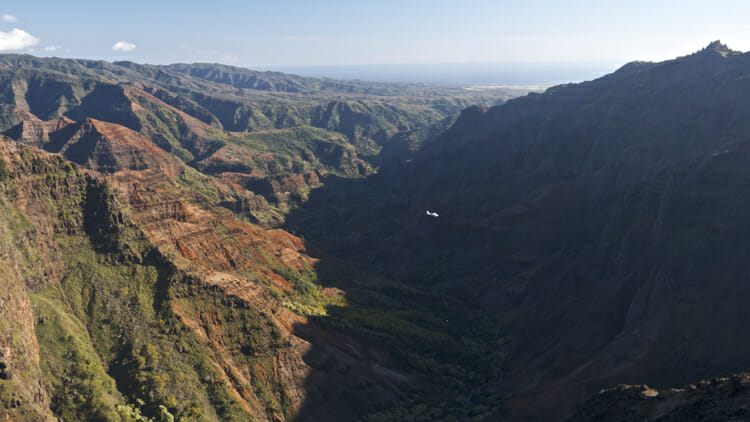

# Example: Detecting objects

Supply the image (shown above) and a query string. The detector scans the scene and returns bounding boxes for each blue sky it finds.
[1,0,749,67]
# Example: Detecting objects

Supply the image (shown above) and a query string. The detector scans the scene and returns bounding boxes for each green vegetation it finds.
[33,294,123,422]
[0,144,294,421]
[0,155,11,181]
[173,166,221,203]
[0,54,525,231]
[0,54,532,421]
[35,222,267,422]
[194,125,372,179]
[0,54,517,173]
[270,265,345,317]
[170,282,289,420]
[310,261,506,420]
[130,92,197,162]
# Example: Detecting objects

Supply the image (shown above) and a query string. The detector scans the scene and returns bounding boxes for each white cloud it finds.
[2,14,18,23]
[43,45,61,52]
[0,28,39,51]
[112,41,136,52]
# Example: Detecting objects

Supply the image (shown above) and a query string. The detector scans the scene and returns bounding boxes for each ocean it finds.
[255,62,623,86]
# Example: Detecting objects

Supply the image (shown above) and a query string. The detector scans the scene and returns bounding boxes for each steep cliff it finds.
[285,41,750,420]
[0,137,406,421]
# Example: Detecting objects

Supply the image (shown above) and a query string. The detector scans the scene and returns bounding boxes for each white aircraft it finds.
[426,210,439,217]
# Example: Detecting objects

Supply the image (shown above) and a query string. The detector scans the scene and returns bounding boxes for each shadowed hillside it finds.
[285,41,750,420]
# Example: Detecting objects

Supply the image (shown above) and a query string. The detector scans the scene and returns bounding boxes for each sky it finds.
[1,1,750,75]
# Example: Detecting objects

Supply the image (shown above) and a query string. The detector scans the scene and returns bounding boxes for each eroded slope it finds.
[0,137,406,421]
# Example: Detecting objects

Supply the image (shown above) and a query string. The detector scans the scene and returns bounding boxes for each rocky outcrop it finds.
[56,118,172,172]
[3,119,48,148]
[3,115,74,149]
[571,373,750,421]
[4,116,175,173]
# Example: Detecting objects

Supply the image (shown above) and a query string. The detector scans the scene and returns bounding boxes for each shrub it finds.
[0,156,11,181]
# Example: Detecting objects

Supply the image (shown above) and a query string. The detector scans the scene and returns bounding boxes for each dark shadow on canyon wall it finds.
[285,173,508,421]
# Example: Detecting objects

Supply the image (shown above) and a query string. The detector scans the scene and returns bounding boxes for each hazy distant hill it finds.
[0,54,528,224]
[162,62,487,96]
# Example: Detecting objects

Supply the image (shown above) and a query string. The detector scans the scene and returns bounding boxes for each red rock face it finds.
[106,158,401,420]
[117,169,313,278]
[201,144,275,176]
[5,113,175,173]
[277,172,321,193]
[56,118,173,173]
[0,133,403,421]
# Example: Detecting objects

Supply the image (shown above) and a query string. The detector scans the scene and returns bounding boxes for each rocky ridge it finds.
[283,41,750,420]
[571,373,750,421]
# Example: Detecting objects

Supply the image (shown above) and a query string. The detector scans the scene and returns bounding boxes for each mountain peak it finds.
[55,118,170,172]
[702,40,739,57]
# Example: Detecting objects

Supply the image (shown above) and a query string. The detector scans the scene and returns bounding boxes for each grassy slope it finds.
[0,140,299,421]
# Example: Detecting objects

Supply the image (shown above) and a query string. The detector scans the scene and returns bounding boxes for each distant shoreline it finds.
[463,84,551,92]
[253,62,620,86]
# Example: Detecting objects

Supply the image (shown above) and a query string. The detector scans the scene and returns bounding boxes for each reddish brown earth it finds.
[5,113,175,173]
[0,120,405,420]
[105,157,404,420]
[59,118,172,172]
[201,144,275,176]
